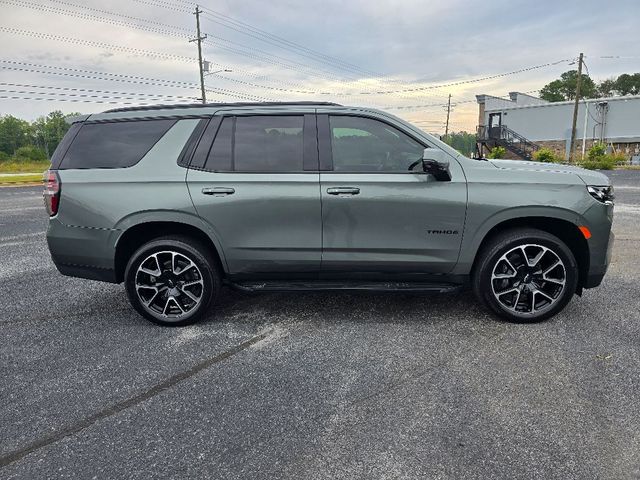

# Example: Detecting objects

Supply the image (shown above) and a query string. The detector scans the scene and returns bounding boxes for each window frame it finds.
[320,113,429,174]
[188,113,319,174]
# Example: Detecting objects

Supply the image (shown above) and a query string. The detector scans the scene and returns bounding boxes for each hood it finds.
[488,159,610,186]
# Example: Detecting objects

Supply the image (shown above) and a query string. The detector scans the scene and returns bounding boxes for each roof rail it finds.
[104,101,342,113]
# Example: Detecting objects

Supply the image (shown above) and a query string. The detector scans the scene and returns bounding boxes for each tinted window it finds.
[205,117,233,171]
[329,116,424,172]
[61,119,176,169]
[177,118,209,168]
[190,118,220,170]
[50,122,82,169]
[234,116,303,171]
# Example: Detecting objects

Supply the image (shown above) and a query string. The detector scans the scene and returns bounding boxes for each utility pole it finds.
[444,93,452,137]
[569,52,583,162]
[189,5,207,104]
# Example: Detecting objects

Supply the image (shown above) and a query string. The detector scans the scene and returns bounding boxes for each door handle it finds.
[202,187,235,196]
[327,187,360,195]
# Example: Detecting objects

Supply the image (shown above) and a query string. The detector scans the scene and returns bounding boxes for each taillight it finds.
[43,170,61,217]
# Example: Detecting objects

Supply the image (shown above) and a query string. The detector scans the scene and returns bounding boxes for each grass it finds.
[0,173,43,184]
[0,160,51,174]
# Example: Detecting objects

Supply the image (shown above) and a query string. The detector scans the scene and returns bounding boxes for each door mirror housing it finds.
[422,149,451,181]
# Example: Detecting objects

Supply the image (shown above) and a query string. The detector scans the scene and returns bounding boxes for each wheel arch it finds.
[113,220,227,283]
[469,216,590,291]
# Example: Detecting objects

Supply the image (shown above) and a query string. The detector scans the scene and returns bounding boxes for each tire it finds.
[124,235,221,326]
[472,228,578,323]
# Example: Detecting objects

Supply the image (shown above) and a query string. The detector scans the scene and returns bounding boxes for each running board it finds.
[227,281,462,293]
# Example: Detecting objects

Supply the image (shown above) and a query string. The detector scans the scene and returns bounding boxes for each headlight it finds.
[587,185,614,204]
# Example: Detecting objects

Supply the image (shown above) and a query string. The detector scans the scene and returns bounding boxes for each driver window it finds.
[329,115,424,172]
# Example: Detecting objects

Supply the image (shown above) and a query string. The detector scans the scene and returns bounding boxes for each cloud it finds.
[0,0,638,132]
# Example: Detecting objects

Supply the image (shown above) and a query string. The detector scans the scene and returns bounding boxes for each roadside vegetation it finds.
[0,111,77,176]
[442,131,476,157]
[540,70,640,102]
[487,146,507,159]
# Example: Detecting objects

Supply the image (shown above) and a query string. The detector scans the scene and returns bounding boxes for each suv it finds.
[44,102,614,326]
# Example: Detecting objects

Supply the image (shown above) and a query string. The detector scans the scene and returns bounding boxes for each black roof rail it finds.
[103,101,343,113]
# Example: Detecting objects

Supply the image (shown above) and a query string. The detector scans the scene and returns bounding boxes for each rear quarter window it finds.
[60,119,176,169]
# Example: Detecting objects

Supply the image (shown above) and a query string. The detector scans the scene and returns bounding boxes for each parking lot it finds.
[1,170,639,479]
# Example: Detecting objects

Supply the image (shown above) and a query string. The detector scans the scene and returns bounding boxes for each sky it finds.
[1,0,639,133]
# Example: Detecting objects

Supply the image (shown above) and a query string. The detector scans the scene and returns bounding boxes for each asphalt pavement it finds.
[1,172,640,479]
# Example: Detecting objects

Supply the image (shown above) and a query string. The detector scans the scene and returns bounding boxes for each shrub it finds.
[13,145,47,162]
[532,148,561,163]
[487,146,507,159]
[581,156,616,170]
[0,151,9,162]
[582,143,626,169]
[610,152,629,166]
[587,143,607,161]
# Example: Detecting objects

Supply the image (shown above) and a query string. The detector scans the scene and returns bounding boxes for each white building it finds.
[476,92,640,161]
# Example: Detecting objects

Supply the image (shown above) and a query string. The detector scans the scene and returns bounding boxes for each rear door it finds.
[318,112,467,279]
[186,111,321,279]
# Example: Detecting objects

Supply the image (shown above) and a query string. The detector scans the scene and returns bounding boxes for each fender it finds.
[452,205,586,275]
[109,209,230,273]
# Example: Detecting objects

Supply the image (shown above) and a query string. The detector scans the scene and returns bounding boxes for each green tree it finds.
[0,115,31,155]
[32,111,77,159]
[597,77,617,97]
[614,73,640,96]
[540,70,598,102]
[443,131,476,157]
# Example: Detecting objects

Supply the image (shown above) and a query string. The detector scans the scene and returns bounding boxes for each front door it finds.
[488,113,502,139]
[318,114,467,280]
[187,113,321,279]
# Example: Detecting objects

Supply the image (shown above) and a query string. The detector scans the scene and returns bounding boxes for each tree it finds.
[539,70,597,102]
[614,73,640,96]
[0,115,31,156]
[597,78,617,97]
[443,131,476,157]
[31,111,78,159]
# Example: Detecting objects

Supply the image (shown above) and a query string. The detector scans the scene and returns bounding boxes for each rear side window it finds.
[206,117,233,171]
[195,115,306,172]
[50,122,82,169]
[234,116,303,171]
[60,119,176,169]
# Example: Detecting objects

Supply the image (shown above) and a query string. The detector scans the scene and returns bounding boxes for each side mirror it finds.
[422,148,451,181]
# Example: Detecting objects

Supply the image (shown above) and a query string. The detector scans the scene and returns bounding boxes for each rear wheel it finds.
[472,228,578,323]
[124,236,220,326]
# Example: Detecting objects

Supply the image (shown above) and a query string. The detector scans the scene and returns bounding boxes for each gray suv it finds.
[44,102,614,326]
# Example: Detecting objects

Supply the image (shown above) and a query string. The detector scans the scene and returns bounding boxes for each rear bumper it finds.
[47,218,119,283]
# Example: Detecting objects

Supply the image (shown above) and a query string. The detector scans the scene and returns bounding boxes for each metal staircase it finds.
[476,125,540,160]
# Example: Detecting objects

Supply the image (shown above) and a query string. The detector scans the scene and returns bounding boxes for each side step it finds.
[227,281,462,294]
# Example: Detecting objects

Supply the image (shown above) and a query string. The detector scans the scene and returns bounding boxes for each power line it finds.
[4,0,571,102]
[0,1,448,100]
[2,0,191,39]
[135,0,390,80]
[0,87,188,102]
[0,82,197,100]
[0,93,150,105]
[0,61,269,101]
[1,2,430,98]
[0,26,193,62]
[130,0,455,97]
[6,0,375,86]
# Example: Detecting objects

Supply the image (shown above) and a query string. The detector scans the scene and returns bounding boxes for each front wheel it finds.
[472,228,579,323]
[124,236,220,326]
